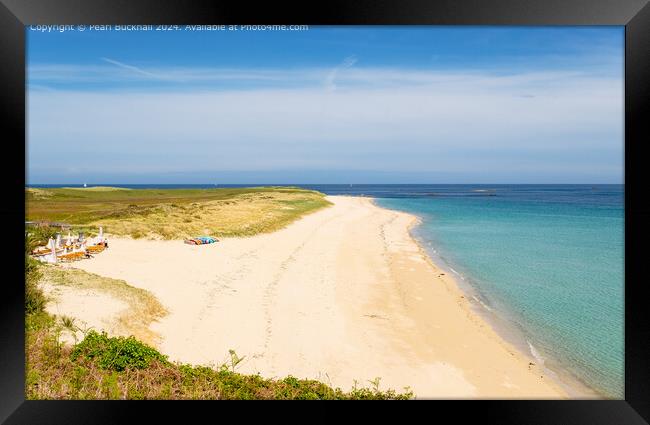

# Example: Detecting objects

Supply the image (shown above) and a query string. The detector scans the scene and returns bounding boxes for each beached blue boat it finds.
[184,236,218,245]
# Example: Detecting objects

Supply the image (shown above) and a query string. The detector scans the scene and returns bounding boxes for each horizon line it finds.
[26,182,624,186]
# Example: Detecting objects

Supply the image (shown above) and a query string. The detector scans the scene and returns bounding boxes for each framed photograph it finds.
[2,0,648,423]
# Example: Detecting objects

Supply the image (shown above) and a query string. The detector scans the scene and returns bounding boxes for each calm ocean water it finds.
[372,185,624,399]
[30,183,624,397]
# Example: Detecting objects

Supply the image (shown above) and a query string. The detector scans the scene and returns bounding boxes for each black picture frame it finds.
[1,0,648,423]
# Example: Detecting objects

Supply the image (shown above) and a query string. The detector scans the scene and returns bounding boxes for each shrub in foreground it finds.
[70,331,169,371]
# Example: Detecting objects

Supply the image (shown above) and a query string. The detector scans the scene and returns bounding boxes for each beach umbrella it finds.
[55,233,61,248]
[99,226,104,243]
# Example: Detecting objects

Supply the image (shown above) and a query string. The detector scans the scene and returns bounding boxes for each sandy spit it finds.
[70,195,568,398]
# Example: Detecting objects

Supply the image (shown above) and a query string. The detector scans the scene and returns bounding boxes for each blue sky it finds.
[27,26,624,184]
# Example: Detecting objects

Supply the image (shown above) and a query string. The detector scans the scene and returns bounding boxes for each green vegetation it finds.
[25,256,47,315]
[26,186,332,239]
[25,225,59,253]
[71,331,168,371]
[27,314,412,400]
[26,261,412,400]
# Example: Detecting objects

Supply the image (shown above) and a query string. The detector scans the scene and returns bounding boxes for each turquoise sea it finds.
[369,185,624,399]
[30,183,624,397]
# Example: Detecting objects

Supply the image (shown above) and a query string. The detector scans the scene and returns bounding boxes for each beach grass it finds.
[26,256,47,315]
[26,186,332,239]
[39,265,167,346]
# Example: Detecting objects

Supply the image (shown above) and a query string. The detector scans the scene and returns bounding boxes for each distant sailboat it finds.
[83,183,87,188]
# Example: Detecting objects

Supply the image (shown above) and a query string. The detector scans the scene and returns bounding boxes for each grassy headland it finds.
[26,186,331,239]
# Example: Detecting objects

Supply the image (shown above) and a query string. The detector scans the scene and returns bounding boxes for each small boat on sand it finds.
[184,236,218,245]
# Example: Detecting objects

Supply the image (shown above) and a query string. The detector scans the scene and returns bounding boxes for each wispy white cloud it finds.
[324,55,358,91]
[28,60,607,96]
[26,83,56,92]
[101,57,166,80]
[28,62,327,87]
[27,65,623,183]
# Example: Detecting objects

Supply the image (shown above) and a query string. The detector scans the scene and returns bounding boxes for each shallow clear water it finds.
[372,185,624,398]
[30,183,624,397]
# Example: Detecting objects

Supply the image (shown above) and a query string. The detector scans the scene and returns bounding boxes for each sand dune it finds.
[71,195,567,398]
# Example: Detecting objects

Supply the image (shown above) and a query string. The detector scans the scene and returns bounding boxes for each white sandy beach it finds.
[65,195,567,398]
